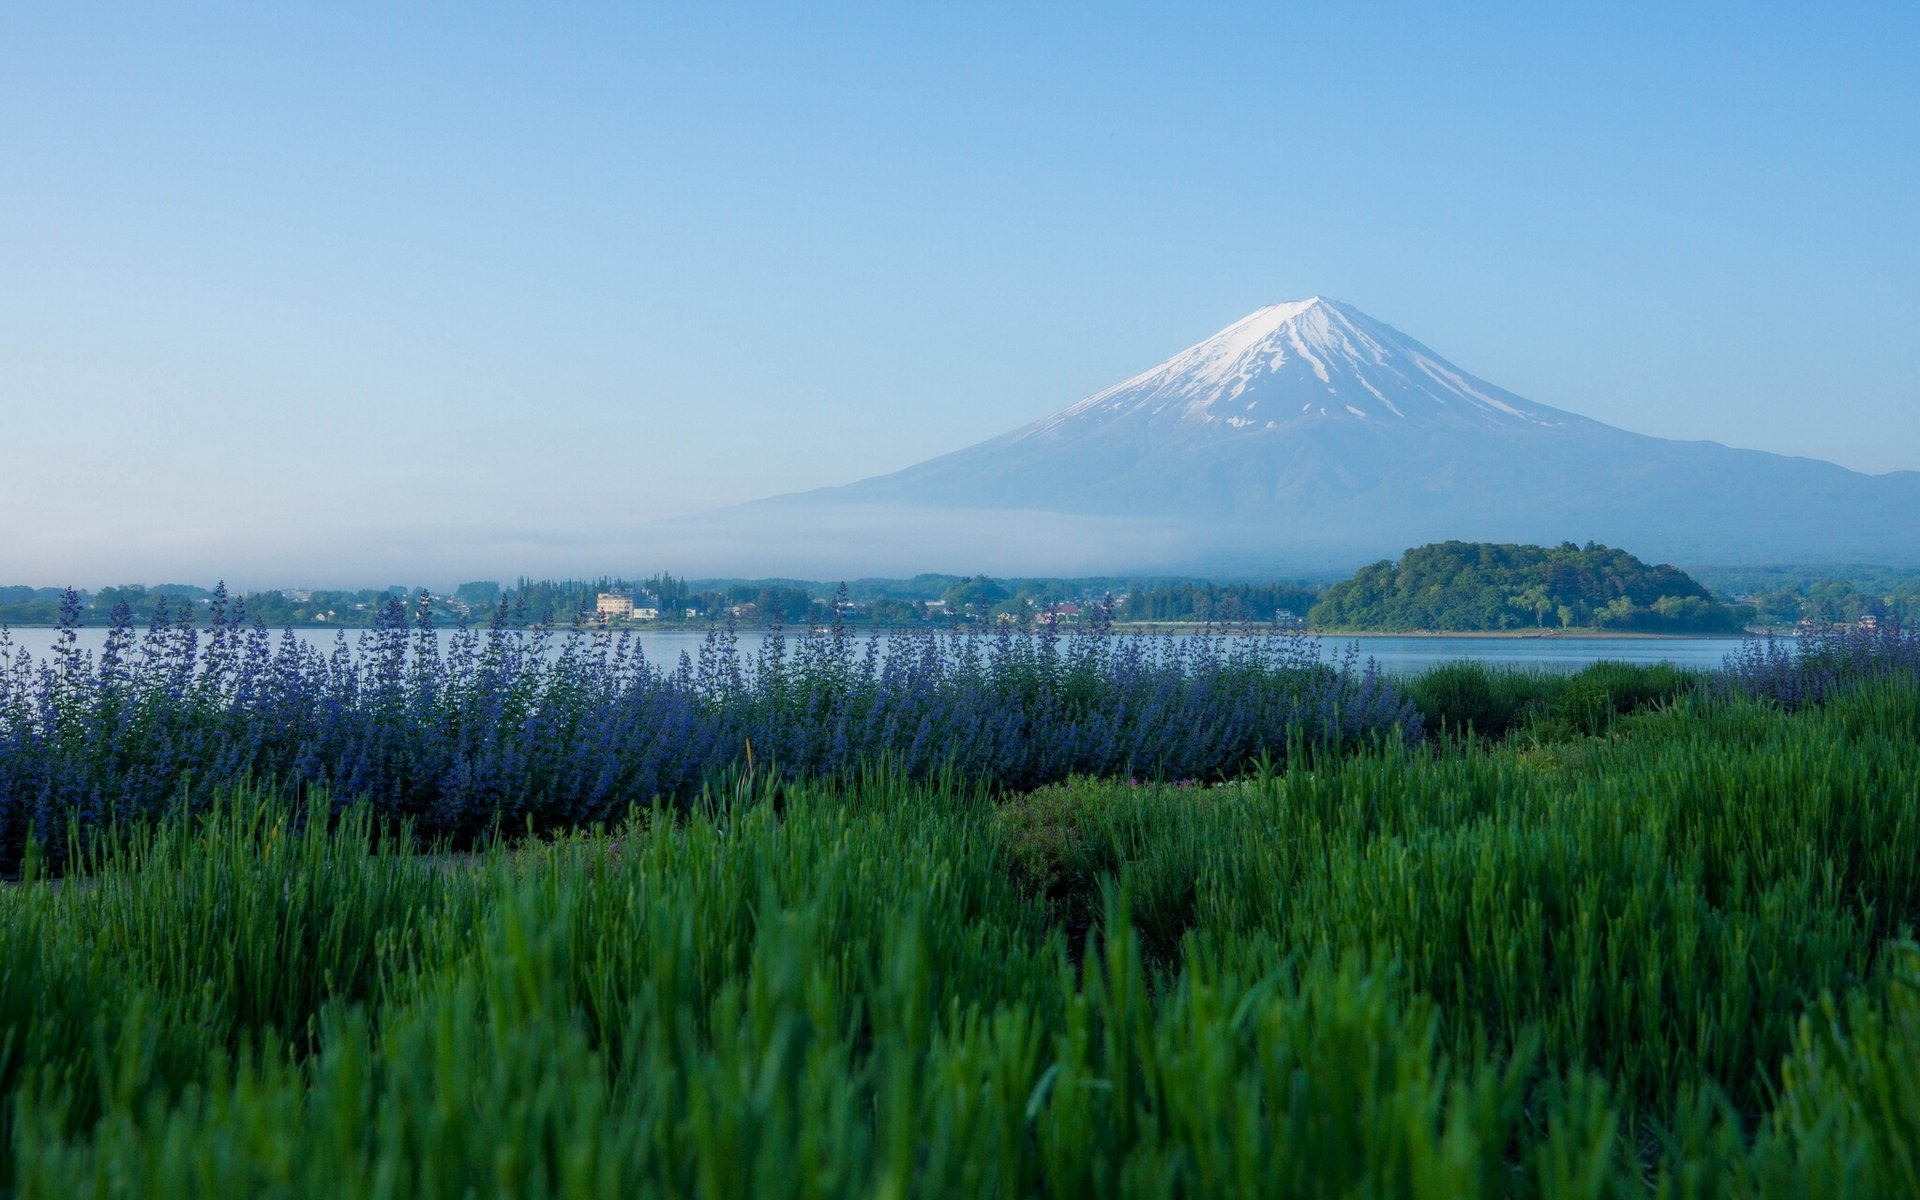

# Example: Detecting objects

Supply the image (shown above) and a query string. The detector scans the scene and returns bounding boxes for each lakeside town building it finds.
[596,593,661,621]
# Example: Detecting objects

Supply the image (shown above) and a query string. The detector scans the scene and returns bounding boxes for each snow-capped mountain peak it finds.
[1030,296,1563,437]
[691,294,1920,573]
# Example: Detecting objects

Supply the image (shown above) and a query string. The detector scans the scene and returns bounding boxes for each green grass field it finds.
[2,673,1917,1197]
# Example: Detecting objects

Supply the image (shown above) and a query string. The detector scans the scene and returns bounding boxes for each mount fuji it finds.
[655,298,1920,575]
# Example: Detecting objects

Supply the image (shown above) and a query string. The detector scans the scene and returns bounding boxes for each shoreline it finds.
[1,621,1766,640]
[1110,623,1752,640]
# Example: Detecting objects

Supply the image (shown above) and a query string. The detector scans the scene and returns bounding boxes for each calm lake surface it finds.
[0,625,1755,677]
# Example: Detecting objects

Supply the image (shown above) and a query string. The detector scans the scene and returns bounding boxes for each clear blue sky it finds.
[3,2,1916,585]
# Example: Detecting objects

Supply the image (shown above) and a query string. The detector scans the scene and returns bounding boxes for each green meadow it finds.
[2,669,1918,1197]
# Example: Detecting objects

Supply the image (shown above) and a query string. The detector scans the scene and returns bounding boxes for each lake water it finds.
[0,624,1756,677]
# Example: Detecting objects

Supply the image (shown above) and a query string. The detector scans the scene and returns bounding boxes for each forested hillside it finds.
[1115,582,1319,624]
[1308,541,1749,632]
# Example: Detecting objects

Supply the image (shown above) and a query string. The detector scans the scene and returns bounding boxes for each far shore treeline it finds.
[3,543,1917,632]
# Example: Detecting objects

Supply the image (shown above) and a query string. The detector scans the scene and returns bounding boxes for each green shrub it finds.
[1411,660,1704,742]
[1406,661,1561,739]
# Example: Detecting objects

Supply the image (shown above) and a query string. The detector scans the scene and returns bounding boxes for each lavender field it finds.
[0,587,1419,870]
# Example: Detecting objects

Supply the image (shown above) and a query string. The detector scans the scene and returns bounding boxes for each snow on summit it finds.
[1033,297,1565,437]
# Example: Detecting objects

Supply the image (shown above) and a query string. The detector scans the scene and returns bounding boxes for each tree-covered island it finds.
[1307,541,1751,633]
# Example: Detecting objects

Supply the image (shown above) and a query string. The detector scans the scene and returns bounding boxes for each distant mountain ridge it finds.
[650,299,1920,576]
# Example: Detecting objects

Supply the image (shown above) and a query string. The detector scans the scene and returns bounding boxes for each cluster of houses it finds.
[595,593,661,622]
[1798,613,1882,632]
[589,591,1123,627]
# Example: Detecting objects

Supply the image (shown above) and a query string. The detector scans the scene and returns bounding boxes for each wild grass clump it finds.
[1000,679,1920,1123]
[1408,659,1700,740]
[1407,661,1561,738]
[1,676,1917,1194]
[0,589,1419,870]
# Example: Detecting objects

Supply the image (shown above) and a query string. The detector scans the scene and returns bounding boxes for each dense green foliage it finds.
[0,584,429,629]
[1407,660,1702,740]
[0,587,74,626]
[1690,564,1920,628]
[1115,581,1320,624]
[4,675,1919,1196]
[20,559,1914,634]
[1310,541,1748,632]
[0,573,1313,630]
